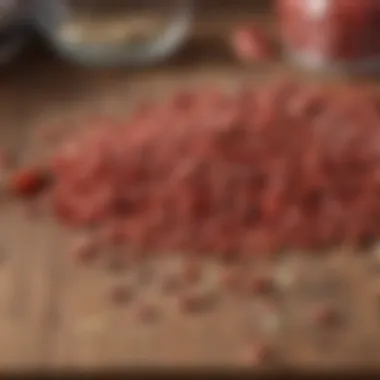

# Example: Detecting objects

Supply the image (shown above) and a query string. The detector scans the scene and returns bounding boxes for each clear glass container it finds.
[35,0,194,67]
[0,0,31,63]
[277,0,380,73]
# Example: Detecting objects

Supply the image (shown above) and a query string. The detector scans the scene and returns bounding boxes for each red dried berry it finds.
[9,167,51,198]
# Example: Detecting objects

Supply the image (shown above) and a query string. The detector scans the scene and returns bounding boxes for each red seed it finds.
[45,83,380,260]
[136,303,159,322]
[250,343,273,366]
[246,275,274,296]
[161,273,182,294]
[69,235,98,264]
[311,303,341,327]
[182,259,202,285]
[219,266,242,292]
[178,292,216,313]
[9,167,51,198]
[106,255,128,273]
[109,284,133,305]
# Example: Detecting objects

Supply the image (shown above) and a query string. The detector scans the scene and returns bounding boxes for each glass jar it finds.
[35,0,194,67]
[277,0,380,73]
[0,0,32,64]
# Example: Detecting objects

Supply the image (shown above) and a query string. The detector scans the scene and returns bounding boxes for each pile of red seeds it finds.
[44,81,380,256]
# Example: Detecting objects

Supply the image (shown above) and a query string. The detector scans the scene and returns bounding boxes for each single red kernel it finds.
[178,292,216,314]
[110,284,133,305]
[9,167,51,198]
[219,267,242,292]
[246,275,274,296]
[182,259,202,284]
[161,273,182,294]
[137,304,159,323]
[312,304,340,327]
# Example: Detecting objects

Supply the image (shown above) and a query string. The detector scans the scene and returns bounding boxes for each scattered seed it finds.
[219,266,242,292]
[178,291,217,314]
[9,167,52,198]
[161,273,182,294]
[182,259,202,285]
[249,342,273,366]
[246,275,274,296]
[106,254,128,274]
[109,284,133,305]
[311,303,341,328]
[136,303,160,323]
[69,235,98,264]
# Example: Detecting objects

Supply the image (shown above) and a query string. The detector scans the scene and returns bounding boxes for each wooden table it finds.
[0,3,379,371]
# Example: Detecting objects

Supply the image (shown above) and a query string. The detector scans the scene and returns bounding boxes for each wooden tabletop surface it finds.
[0,2,379,372]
